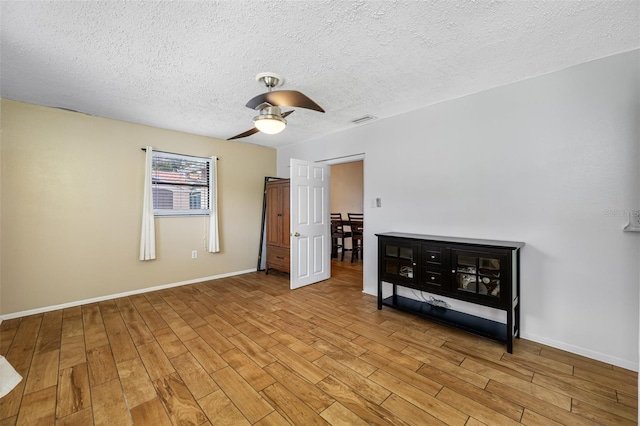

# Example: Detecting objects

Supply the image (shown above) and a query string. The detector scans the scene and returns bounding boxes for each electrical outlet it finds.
[191,250,198,259]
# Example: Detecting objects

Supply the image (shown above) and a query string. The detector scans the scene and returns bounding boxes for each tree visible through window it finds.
[151,151,211,216]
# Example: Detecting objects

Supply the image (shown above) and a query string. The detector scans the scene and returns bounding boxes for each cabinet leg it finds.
[507,306,514,354]
[515,303,520,339]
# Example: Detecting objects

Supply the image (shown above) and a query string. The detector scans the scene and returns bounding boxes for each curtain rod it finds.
[140,148,219,160]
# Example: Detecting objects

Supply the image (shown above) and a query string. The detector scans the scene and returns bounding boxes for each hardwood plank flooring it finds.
[0,258,636,425]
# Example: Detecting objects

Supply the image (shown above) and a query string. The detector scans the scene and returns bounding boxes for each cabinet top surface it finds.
[376,232,525,249]
[266,178,290,185]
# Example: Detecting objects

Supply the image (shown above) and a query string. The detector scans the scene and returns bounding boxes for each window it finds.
[151,151,211,216]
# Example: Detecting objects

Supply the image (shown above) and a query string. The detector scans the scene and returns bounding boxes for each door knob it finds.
[294,232,300,237]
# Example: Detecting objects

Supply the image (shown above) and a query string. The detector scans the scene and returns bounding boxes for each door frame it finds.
[318,153,365,281]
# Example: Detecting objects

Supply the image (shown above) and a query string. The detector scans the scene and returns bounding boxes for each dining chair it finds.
[331,213,351,261]
[348,213,364,263]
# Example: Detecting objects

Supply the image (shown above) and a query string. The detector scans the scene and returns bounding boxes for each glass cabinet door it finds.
[381,242,415,283]
[452,250,503,299]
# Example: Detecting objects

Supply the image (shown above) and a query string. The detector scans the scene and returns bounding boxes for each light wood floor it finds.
[1,258,636,425]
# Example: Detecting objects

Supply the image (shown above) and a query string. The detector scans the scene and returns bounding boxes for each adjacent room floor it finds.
[0,258,636,425]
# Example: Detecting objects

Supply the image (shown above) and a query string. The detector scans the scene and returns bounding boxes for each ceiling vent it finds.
[351,115,376,124]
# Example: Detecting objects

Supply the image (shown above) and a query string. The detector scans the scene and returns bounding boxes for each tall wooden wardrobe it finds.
[265,179,290,273]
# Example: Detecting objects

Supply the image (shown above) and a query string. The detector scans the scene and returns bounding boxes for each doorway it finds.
[330,160,364,268]
[258,156,364,289]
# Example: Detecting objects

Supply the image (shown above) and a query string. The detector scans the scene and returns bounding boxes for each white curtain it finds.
[139,146,156,260]
[208,155,220,253]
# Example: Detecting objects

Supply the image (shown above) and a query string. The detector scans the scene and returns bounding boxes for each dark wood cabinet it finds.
[265,179,290,273]
[377,232,524,353]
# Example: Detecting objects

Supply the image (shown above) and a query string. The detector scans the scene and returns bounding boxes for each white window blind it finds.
[152,151,211,216]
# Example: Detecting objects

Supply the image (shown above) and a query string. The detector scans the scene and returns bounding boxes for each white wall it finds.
[278,50,640,370]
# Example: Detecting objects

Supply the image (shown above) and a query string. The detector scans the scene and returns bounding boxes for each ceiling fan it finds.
[227,72,325,140]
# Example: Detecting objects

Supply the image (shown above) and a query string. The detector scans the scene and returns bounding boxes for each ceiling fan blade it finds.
[282,110,294,118]
[227,127,259,140]
[246,90,325,113]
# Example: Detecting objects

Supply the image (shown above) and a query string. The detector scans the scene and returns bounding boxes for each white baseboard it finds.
[5,271,635,372]
[365,287,637,371]
[0,268,256,321]
[518,332,637,372]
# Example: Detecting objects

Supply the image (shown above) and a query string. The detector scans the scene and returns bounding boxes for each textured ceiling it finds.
[1,1,638,148]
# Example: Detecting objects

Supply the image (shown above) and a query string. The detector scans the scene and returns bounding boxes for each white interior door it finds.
[290,158,330,289]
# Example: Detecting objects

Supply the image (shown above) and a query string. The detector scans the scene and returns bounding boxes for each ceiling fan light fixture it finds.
[253,106,287,134]
[254,116,286,134]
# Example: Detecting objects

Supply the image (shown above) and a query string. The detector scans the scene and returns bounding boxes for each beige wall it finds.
[1,99,276,315]
[330,161,363,220]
